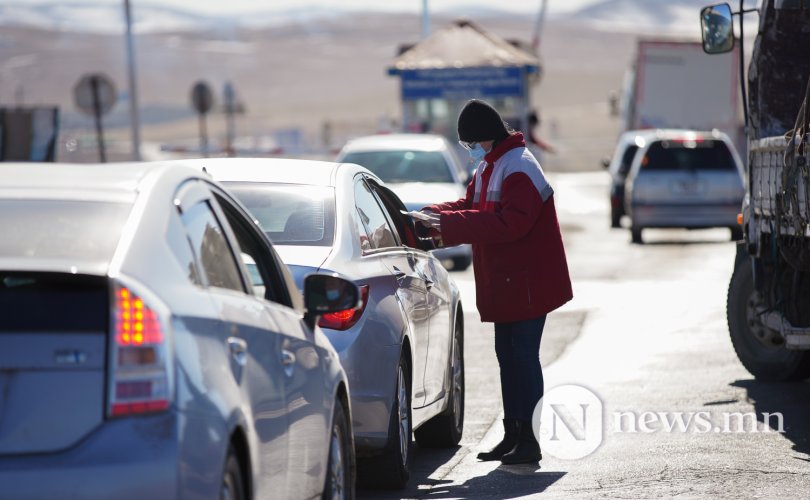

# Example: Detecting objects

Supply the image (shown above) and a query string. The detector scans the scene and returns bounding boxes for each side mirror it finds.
[601,157,611,169]
[701,3,735,54]
[302,273,360,330]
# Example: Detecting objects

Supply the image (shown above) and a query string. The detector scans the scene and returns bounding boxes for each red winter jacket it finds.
[428,133,572,323]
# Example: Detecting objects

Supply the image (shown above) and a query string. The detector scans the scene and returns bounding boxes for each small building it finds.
[388,18,541,142]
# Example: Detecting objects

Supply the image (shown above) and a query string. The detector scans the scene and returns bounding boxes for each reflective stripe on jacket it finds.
[429,133,572,323]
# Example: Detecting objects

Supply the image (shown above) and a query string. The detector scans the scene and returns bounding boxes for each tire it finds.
[415,321,464,448]
[452,256,471,271]
[631,226,643,244]
[359,356,412,489]
[322,400,355,500]
[610,207,622,228]
[727,262,810,381]
[730,226,744,241]
[221,446,246,500]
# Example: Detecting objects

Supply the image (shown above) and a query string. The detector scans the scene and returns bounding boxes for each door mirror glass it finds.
[303,273,360,316]
[701,4,735,54]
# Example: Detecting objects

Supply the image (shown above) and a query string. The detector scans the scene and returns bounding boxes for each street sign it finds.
[191,81,214,115]
[73,74,116,116]
[73,74,116,162]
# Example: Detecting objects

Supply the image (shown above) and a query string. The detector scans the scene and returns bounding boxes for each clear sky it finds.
[10,0,602,15]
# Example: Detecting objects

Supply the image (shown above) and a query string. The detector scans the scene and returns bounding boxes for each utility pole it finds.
[123,0,142,160]
[532,0,549,54]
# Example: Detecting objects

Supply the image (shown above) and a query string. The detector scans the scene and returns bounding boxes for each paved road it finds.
[359,171,810,499]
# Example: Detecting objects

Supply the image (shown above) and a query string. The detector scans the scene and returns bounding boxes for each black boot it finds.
[477,419,518,461]
[500,420,542,464]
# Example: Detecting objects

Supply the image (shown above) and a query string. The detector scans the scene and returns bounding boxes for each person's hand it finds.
[418,212,441,231]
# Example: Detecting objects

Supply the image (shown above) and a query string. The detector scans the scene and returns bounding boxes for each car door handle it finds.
[227,337,248,367]
[281,349,296,377]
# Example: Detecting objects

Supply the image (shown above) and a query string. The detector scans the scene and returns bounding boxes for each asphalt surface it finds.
[358,171,810,499]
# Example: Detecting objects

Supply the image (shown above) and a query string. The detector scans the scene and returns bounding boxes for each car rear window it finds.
[641,139,737,172]
[225,183,335,246]
[0,200,132,261]
[342,150,453,183]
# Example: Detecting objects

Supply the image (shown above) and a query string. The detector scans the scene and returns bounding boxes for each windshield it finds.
[342,150,454,183]
[0,200,132,261]
[225,183,335,246]
[641,140,737,172]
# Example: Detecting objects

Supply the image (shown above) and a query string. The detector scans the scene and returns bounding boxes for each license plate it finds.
[672,180,699,195]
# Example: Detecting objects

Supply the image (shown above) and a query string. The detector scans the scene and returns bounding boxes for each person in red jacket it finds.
[421,99,573,465]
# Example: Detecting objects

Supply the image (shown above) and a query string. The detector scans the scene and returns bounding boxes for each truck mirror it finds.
[701,3,735,54]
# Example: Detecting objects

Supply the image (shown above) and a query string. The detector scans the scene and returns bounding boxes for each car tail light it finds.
[610,195,621,208]
[318,285,369,331]
[109,282,171,418]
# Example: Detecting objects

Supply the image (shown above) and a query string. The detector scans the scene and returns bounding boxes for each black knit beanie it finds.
[457,99,510,142]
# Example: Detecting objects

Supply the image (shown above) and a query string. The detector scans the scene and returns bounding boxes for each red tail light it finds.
[109,283,171,418]
[318,284,369,331]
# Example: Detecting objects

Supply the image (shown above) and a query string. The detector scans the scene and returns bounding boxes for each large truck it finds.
[702,0,810,380]
[622,39,742,148]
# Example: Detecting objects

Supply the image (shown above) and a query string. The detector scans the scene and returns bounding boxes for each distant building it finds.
[388,18,541,142]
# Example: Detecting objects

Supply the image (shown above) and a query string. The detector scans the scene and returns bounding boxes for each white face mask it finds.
[468,143,490,162]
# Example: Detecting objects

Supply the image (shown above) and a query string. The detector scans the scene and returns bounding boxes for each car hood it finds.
[386,182,465,210]
[273,245,332,270]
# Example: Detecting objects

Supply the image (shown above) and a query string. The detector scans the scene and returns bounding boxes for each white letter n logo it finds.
[549,403,589,441]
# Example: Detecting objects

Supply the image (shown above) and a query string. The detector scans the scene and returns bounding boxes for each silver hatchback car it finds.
[0,163,358,499]
[624,129,745,243]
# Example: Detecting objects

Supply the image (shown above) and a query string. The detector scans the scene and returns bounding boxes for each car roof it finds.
[0,162,171,201]
[340,134,450,153]
[168,157,374,187]
[644,129,731,142]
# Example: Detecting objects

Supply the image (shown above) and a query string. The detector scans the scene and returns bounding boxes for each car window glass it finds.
[354,179,398,249]
[180,201,244,292]
[0,200,131,261]
[225,183,335,246]
[641,140,737,172]
[619,145,639,176]
[343,150,453,183]
[212,193,288,306]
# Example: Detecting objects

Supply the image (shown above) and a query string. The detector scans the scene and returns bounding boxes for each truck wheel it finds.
[727,262,810,381]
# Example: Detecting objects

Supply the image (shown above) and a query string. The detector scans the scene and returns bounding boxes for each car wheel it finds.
[221,446,246,500]
[415,320,464,447]
[359,356,412,489]
[610,207,621,228]
[322,400,355,500]
[452,256,471,271]
[727,262,810,381]
[730,226,744,241]
[631,226,643,244]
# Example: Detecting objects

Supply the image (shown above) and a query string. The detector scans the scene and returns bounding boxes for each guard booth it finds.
[388,19,541,142]
[0,107,59,162]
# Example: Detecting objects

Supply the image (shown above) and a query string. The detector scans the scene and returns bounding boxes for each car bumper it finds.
[0,413,181,500]
[631,202,740,228]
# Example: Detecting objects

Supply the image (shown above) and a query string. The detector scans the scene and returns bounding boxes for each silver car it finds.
[0,163,358,499]
[189,158,465,489]
[336,134,473,270]
[624,129,745,243]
